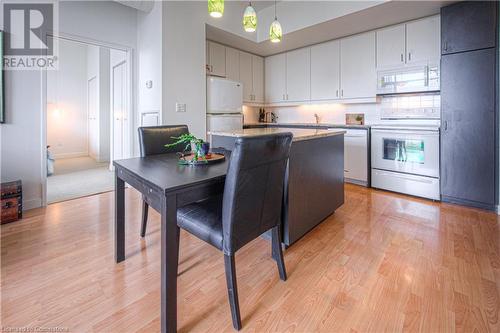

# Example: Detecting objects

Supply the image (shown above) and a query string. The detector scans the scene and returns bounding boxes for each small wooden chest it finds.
[1,180,22,224]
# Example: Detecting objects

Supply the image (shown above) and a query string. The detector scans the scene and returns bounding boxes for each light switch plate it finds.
[176,103,186,113]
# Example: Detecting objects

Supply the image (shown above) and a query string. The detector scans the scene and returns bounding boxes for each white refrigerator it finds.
[206,77,243,141]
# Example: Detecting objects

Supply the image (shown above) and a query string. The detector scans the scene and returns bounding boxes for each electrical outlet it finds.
[176,103,186,113]
[146,80,153,89]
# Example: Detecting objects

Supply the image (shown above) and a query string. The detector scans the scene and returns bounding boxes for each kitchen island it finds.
[209,128,345,246]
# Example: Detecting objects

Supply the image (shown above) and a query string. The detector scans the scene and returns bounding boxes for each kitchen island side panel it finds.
[284,134,344,245]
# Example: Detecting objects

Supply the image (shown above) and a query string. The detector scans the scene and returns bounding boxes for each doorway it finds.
[45,36,131,204]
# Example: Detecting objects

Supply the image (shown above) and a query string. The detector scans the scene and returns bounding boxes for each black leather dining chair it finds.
[176,132,293,330]
[138,125,189,237]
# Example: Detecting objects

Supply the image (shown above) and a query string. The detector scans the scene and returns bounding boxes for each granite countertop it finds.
[244,122,371,129]
[208,127,346,142]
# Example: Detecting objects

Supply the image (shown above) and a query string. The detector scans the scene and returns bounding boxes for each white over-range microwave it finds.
[376,64,440,95]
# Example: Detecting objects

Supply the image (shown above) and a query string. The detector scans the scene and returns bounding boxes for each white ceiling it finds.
[250,0,279,12]
[207,0,459,56]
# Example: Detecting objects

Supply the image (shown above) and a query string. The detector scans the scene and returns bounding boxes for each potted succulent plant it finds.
[165,134,210,163]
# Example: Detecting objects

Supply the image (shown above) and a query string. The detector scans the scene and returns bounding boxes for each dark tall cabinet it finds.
[440,1,498,210]
[441,1,497,54]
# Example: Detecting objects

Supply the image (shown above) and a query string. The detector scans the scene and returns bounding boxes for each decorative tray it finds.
[178,152,226,165]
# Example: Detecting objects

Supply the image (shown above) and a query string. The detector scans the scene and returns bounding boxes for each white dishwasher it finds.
[343,129,369,186]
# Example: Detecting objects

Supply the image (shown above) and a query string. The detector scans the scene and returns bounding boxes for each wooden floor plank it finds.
[1,184,499,332]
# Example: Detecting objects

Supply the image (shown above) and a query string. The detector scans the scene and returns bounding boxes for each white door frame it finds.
[41,32,134,207]
[87,75,98,160]
[110,59,129,170]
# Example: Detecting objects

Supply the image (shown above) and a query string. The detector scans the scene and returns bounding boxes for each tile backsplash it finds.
[244,102,382,125]
[243,93,440,125]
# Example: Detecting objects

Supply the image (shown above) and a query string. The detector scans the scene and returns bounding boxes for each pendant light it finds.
[208,0,224,18]
[242,2,257,32]
[269,0,282,43]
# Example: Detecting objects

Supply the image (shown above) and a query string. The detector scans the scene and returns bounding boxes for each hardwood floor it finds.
[1,184,499,332]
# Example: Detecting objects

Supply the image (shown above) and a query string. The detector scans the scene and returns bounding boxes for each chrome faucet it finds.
[314,113,320,124]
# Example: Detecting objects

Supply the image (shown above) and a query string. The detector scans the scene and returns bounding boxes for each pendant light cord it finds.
[274,0,277,20]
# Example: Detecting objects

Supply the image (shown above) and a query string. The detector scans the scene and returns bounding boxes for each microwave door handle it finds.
[424,65,429,87]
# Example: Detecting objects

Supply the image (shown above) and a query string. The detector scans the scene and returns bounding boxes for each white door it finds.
[252,55,264,103]
[208,41,226,77]
[239,51,253,102]
[265,53,286,103]
[112,61,128,161]
[340,31,376,99]
[311,40,340,100]
[87,76,99,160]
[406,15,441,64]
[344,129,368,182]
[225,47,239,81]
[376,24,406,68]
[286,47,311,102]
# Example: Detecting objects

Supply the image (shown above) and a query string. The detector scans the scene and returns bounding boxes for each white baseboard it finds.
[23,197,43,211]
[54,151,88,160]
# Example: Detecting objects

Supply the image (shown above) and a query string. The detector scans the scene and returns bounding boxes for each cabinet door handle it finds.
[282,94,285,100]
[443,120,448,131]
[401,53,404,62]
[341,89,344,97]
[286,94,289,100]
[408,52,412,61]
[336,90,338,97]
[444,42,448,51]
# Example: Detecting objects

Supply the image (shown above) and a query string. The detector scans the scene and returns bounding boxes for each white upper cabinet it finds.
[207,41,226,77]
[406,15,440,64]
[252,55,265,103]
[376,15,440,68]
[239,51,253,102]
[225,47,240,81]
[265,53,287,103]
[311,40,340,100]
[340,31,376,99]
[286,48,311,102]
[376,24,406,68]
[239,52,264,103]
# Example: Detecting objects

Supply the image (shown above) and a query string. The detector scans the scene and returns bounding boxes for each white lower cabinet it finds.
[343,129,368,185]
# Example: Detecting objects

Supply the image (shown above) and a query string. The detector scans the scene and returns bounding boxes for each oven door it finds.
[371,129,439,178]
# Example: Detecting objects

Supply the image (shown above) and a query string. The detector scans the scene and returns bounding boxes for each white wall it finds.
[256,1,384,42]
[47,39,89,159]
[162,1,208,138]
[137,0,162,127]
[0,1,138,209]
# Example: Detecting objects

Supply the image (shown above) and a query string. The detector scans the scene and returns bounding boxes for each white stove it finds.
[370,93,441,200]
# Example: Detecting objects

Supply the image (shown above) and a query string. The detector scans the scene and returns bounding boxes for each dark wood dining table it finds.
[113,152,229,333]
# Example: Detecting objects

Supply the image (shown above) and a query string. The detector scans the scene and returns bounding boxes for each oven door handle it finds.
[371,129,439,136]
[375,171,436,184]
